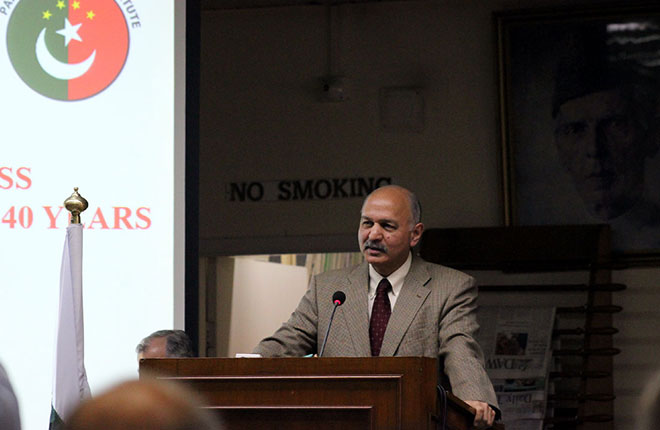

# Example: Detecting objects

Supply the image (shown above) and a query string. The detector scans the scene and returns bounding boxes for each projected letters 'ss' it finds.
[7,0,129,100]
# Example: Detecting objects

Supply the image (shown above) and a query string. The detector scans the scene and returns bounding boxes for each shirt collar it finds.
[368,252,412,297]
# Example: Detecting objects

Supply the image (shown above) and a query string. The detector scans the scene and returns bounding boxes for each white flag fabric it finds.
[50,224,91,429]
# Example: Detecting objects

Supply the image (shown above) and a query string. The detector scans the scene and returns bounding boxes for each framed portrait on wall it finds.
[496,4,660,264]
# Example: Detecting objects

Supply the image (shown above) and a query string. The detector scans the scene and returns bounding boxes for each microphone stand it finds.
[319,301,340,357]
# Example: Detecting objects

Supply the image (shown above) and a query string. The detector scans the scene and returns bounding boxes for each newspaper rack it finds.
[420,225,619,430]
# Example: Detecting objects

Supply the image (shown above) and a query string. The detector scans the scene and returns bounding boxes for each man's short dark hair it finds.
[408,190,422,225]
[136,329,194,358]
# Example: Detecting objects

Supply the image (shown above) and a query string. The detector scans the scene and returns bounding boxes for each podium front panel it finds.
[140,357,450,430]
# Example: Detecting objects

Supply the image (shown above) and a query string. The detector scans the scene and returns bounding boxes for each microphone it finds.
[318,291,346,357]
[332,290,346,306]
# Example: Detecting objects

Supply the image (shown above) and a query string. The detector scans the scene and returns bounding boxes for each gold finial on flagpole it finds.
[64,187,88,224]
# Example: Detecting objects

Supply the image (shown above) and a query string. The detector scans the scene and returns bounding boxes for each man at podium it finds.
[254,185,499,428]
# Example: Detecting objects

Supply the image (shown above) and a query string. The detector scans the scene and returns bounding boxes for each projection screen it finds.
[0,1,186,429]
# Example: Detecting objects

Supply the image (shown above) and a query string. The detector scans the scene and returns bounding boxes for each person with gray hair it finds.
[136,330,194,360]
[254,185,499,428]
[0,362,20,430]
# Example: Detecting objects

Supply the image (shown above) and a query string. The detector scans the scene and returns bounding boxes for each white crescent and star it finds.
[35,18,96,80]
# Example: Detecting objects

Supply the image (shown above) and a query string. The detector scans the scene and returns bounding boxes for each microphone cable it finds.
[318,291,346,357]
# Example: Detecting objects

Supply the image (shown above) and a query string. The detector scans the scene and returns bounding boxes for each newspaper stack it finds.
[477,306,556,430]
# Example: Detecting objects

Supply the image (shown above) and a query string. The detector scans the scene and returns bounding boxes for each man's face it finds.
[554,88,648,219]
[358,187,423,277]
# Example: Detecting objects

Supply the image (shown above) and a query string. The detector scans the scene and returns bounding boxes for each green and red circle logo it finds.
[7,0,129,101]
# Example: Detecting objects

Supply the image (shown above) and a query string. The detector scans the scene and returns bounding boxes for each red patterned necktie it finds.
[369,278,392,356]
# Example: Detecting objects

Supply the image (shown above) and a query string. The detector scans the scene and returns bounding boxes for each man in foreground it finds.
[254,185,498,428]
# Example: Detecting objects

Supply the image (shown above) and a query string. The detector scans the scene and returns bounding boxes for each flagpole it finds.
[50,188,90,430]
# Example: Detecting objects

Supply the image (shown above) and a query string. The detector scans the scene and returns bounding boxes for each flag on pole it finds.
[49,223,91,430]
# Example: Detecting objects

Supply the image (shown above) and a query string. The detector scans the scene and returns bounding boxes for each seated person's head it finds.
[63,379,222,430]
[136,330,194,360]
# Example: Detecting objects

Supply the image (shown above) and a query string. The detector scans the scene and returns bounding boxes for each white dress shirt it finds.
[367,252,412,318]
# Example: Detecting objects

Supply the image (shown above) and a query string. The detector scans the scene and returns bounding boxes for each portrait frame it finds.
[496,3,660,265]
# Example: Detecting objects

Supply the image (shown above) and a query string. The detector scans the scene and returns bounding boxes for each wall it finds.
[199,0,512,255]
[197,1,660,429]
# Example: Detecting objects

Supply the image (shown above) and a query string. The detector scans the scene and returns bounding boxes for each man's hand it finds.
[464,400,496,429]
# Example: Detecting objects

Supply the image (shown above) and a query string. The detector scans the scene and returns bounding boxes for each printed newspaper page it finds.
[478,306,556,380]
[492,378,547,430]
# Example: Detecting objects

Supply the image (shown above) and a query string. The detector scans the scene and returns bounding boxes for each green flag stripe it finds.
[49,405,65,430]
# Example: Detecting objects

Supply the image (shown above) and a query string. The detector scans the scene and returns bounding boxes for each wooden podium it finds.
[140,357,487,430]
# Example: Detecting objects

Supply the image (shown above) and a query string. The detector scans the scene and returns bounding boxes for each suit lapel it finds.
[341,262,371,356]
[379,258,431,356]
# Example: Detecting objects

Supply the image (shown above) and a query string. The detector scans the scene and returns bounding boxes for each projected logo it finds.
[7,0,129,100]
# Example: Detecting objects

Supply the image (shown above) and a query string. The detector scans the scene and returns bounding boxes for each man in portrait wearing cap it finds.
[551,23,660,249]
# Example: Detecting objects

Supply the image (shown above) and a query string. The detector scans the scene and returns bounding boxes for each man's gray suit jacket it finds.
[254,257,498,406]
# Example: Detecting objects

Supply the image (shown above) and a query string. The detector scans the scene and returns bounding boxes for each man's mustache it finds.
[363,240,387,253]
